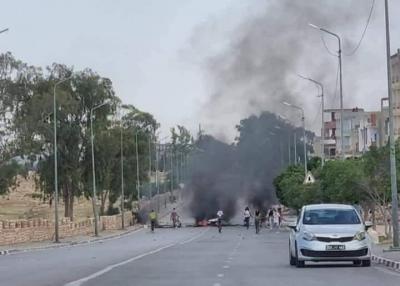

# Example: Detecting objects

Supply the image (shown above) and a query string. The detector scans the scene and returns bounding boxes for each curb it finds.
[0,225,143,256]
[372,255,400,272]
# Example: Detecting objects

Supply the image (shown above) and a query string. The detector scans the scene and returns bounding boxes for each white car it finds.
[288,204,372,268]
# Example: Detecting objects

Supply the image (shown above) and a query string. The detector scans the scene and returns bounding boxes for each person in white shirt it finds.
[217,210,224,233]
[244,207,251,229]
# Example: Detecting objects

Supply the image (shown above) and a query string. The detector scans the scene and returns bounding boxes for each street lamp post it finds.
[283,101,308,178]
[0,28,9,34]
[53,76,73,243]
[298,75,325,167]
[155,138,160,212]
[135,132,141,204]
[148,134,152,205]
[120,108,125,229]
[309,23,344,160]
[294,132,297,165]
[384,0,399,249]
[90,101,110,237]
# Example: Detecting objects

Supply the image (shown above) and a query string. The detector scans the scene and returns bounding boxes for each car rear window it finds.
[303,208,361,225]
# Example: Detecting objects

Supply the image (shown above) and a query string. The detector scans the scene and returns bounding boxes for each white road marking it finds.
[213,283,221,286]
[223,265,230,269]
[217,273,224,278]
[65,229,207,286]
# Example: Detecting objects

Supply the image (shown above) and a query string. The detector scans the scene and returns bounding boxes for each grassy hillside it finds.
[0,174,94,220]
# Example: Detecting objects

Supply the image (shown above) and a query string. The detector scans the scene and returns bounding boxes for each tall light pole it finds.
[148,134,152,201]
[135,132,141,204]
[288,133,291,165]
[298,74,325,167]
[384,0,399,249]
[157,136,168,211]
[283,101,308,178]
[309,23,344,160]
[119,107,125,229]
[90,101,110,237]
[0,28,9,34]
[155,137,159,212]
[53,75,73,243]
[294,132,297,165]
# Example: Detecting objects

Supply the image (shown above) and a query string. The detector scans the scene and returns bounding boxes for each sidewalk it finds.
[371,242,400,271]
[0,190,183,255]
[369,226,400,272]
[0,224,143,255]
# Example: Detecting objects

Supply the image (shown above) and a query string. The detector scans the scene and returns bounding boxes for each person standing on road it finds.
[149,210,157,232]
[217,209,224,233]
[267,208,274,229]
[273,209,280,230]
[244,207,251,229]
[255,209,261,234]
[170,208,178,228]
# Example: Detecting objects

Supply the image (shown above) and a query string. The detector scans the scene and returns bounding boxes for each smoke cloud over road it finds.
[184,0,380,221]
[190,0,380,139]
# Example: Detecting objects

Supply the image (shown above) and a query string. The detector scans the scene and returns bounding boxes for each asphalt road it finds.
[1,226,400,286]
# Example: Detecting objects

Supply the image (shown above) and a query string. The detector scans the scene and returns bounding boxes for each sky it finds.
[1,0,399,141]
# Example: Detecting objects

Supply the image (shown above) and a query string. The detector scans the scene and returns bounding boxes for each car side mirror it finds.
[365,221,373,230]
[287,222,297,231]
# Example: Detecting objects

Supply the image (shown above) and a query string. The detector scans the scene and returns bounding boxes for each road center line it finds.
[65,229,207,286]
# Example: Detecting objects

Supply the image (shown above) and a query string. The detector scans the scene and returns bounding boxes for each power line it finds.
[320,33,338,57]
[344,0,375,56]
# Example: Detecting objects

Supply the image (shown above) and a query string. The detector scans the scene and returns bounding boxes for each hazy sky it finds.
[1,0,399,140]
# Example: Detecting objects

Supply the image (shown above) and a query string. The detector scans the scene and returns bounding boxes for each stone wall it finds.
[0,212,134,246]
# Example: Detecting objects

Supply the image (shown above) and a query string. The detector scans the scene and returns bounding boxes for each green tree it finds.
[319,159,364,204]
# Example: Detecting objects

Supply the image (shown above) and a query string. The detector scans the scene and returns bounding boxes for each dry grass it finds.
[0,174,94,221]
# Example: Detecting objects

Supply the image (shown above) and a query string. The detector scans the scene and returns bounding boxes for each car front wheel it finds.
[295,242,305,268]
[289,242,296,266]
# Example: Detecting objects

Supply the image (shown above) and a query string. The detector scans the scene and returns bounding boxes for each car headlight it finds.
[302,231,316,241]
[354,231,366,241]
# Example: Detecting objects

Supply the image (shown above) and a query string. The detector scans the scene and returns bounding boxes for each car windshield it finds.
[303,208,361,225]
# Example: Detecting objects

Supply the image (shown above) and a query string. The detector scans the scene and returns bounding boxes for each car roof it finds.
[304,204,355,210]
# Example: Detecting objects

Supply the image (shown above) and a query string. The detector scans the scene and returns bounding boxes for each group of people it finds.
[244,206,282,233]
[147,207,181,232]
[148,206,282,234]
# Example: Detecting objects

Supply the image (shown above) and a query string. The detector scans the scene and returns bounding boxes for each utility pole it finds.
[120,112,125,229]
[298,75,325,167]
[135,132,141,204]
[310,23,344,160]
[385,0,399,249]
[155,138,160,212]
[163,144,167,194]
[302,113,308,175]
[283,101,308,178]
[53,76,72,243]
[90,101,109,237]
[288,133,291,166]
[294,132,297,165]
[170,147,174,192]
[148,134,152,201]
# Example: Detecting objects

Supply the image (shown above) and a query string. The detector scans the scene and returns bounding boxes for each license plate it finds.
[326,245,345,251]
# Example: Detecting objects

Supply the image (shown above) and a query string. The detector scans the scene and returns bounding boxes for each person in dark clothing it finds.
[255,210,261,234]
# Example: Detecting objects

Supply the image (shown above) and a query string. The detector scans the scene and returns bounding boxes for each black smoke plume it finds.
[187,112,314,221]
